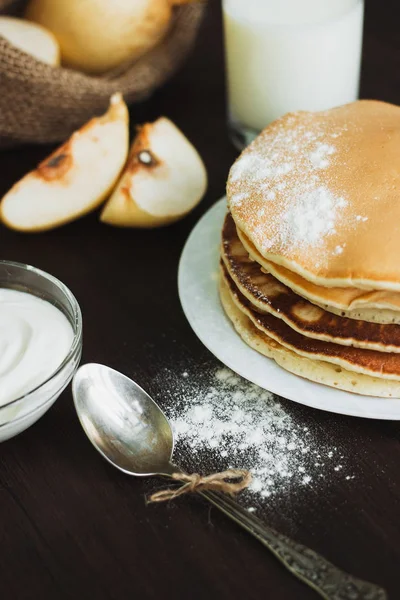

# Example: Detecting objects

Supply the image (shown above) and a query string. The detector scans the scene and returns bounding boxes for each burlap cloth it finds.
[0,0,206,146]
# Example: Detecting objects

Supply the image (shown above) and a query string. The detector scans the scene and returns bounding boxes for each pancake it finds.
[219,275,400,398]
[221,265,400,382]
[227,100,400,291]
[221,213,400,352]
[238,227,400,324]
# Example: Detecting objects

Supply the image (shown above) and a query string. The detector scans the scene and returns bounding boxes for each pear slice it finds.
[1,93,129,232]
[0,16,60,66]
[100,117,207,228]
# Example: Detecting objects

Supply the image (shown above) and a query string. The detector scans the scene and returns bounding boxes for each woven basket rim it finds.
[0,2,206,87]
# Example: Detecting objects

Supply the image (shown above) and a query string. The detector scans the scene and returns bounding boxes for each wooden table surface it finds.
[1,1,400,598]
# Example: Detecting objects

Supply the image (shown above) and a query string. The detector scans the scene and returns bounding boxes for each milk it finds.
[223,0,364,144]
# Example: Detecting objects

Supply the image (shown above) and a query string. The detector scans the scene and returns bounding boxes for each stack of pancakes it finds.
[220,100,400,398]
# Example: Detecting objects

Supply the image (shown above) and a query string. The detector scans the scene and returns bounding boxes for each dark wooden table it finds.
[1,2,400,598]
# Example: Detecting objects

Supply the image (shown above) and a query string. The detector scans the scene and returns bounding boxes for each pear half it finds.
[100,117,207,228]
[0,16,60,66]
[1,93,129,232]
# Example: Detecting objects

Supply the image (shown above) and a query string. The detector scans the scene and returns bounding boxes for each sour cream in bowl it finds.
[0,261,82,442]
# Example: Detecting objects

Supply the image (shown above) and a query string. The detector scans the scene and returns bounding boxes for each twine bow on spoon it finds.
[148,468,252,503]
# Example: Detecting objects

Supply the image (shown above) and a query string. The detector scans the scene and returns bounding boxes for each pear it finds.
[100,117,207,228]
[25,0,195,74]
[0,16,60,66]
[1,94,129,232]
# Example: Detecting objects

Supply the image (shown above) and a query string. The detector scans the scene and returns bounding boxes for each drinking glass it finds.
[222,0,364,149]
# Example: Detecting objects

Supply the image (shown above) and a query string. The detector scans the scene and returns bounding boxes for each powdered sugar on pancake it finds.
[229,153,267,184]
[279,187,347,248]
[309,143,335,169]
[228,111,351,256]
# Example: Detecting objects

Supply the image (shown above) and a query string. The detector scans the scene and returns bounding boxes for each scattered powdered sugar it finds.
[161,366,355,510]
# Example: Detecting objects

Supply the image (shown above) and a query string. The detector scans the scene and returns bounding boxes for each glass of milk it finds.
[223,0,364,149]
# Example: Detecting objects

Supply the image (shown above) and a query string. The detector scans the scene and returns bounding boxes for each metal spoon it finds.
[72,363,386,600]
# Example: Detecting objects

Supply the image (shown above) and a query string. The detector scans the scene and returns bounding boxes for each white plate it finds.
[178,198,400,420]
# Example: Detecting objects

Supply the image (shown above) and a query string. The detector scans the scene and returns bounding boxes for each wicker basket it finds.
[0,0,205,146]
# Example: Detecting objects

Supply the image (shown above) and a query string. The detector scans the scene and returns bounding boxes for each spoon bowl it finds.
[72,363,174,476]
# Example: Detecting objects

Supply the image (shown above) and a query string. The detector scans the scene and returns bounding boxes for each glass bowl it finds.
[0,260,82,442]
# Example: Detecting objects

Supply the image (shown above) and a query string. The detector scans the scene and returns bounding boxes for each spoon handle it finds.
[201,490,386,600]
